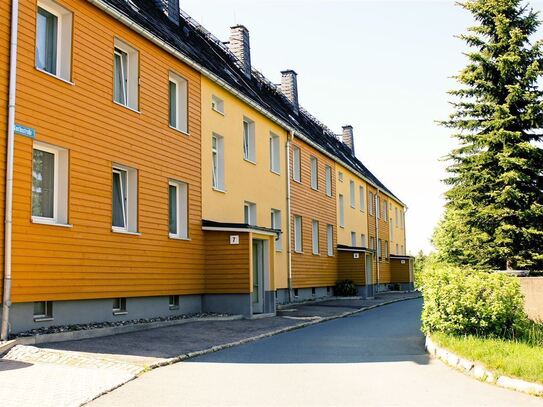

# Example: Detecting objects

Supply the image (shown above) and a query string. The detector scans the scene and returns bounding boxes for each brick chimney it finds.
[229,25,251,78]
[153,0,180,25]
[280,70,299,113]
[342,125,355,153]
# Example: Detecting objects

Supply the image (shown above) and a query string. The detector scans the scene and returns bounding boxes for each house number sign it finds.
[230,235,240,245]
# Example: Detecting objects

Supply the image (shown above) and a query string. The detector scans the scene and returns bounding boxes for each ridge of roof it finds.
[95,0,404,205]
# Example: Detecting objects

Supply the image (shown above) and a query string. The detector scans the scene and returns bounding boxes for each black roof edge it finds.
[202,220,281,236]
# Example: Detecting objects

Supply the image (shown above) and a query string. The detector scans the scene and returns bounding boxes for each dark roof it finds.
[98,0,402,204]
[336,244,371,252]
[202,220,281,236]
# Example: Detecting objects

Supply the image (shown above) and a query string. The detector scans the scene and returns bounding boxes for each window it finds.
[244,202,256,226]
[292,146,301,182]
[113,298,127,314]
[383,200,388,222]
[385,241,389,259]
[391,221,395,241]
[361,234,366,248]
[112,165,138,233]
[211,95,224,114]
[349,180,355,208]
[351,231,356,247]
[169,295,179,310]
[169,72,188,133]
[338,171,344,182]
[212,133,225,190]
[327,224,334,256]
[368,191,374,215]
[169,180,188,239]
[113,38,139,110]
[396,243,399,255]
[359,186,365,211]
[401,245,404,255]
[370,237,375,251]
[32,142,68,225]
[36,0,72,81]
[376,196,381,219]
[378,239,382,259]
[339,194,345,227]
[33,301,53,321]
[310,156,318,190]
[294,215,302,253]
[270,133,280,173]
[325,165,332,197]
[271,209,282,251]
[312,220,319,255]
[243,118,256,162]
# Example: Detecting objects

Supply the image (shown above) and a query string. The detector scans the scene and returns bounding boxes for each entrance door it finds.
[252,239,265,313]
[365,254,374,299]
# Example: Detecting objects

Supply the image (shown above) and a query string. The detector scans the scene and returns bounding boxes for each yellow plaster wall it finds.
[389,200,406,255]
[201,77,288,289]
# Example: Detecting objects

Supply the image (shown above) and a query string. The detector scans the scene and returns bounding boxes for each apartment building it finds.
[0,0,411,336]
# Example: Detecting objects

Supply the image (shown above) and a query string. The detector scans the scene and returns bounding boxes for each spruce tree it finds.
[438,0,543,270]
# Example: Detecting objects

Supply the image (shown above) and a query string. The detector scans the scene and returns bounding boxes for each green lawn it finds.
[431,332,543,385]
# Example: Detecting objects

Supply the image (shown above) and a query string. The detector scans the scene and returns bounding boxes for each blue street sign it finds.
[14,124,35,139]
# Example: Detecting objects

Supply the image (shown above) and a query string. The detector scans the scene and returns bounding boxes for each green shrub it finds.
[420,266,527,338]
[335,280,357,297]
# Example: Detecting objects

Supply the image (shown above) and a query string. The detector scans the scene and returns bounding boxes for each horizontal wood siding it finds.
[204,231,250,293]
[11,0,204,302]
[290,141,337,288]
[390,259,411,283]
[0,1,8,300]
[337,252,365,285]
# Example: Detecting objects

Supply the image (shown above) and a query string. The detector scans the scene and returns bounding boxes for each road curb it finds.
[147,294,422,369]
[425,335,543,397]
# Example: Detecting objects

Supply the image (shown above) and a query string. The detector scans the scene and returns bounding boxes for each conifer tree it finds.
[438,0,543,270]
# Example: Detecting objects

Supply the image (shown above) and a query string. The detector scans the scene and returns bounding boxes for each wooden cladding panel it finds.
[204,231,250,293]
[337,252,365,285]
[390,259,411,283]
[290,141,337,288]
[10,0,204,303]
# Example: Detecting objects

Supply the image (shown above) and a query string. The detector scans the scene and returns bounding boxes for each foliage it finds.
[437,0,543,270]
[420,265,527,338]
[432,332,543,384]
[334,280,358,297]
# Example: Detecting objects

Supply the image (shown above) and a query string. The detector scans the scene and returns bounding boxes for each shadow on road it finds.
[0,359,33,371]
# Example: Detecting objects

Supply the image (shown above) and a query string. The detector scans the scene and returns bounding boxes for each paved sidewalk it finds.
[0,291,419,406]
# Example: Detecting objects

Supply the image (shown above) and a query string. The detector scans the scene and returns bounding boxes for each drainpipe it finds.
[375,188,380,295]
[1,0,19,341]
[285,131,294,303]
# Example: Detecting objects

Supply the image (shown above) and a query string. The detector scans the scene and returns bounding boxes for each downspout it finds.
[285,131,294,303]
[1,0,19,341]
[375,188,380,295]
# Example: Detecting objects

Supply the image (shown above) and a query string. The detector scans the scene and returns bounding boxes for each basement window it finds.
[169,295,180,310]
[113,298,127,315]
[33,301,53,321]
[294,288,299,298]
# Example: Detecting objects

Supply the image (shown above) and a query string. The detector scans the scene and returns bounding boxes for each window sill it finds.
[169,126,190,137]
[169,234,191,241]
[312,253,320,256]
[36,67,74,86]
[33,316,54,323]
[31,217,73,228]
[293,179,302,184]
[212,107,225,116]
[311,187,319,192]
[212,187,227,194]
[270,169,281,176]
[113,311,128,316]
[113,100,141,114]
[111,228,141,236]
[243,158,257,165]
[294,250,304,254]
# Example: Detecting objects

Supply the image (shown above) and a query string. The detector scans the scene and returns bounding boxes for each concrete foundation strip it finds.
[425,335,543,397]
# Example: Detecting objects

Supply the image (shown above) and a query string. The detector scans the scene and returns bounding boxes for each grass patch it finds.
[432,331,543,384]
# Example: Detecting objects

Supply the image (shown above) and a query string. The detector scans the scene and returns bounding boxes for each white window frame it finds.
[168,72,189,134]
[310,156,318,190]
[270,133,280,174]
[294,215,303,253]
[325,165,332,197]
[396,243,399,255]
[351,231,356,247]
[212,133,225,191]
[385,240,389,259]
[327,224,334,256]
[376,195,381,219]
[271,209,282,251]
[292,145,301,182]
[395,207,399,228]
[244,201,256,226]
[370,237,375,251]
[368,191,374,216]
[349,180,355,208]
[383,200,388,222]
[33,301,53,321]
[361,234,366,248]
[168,180,188,239]
[378,239,382,259]
[312,220,319,255]
[338,171,344,182]
[359,186,365,211]
[113,38,139,111]
[339,194,345,228]
[112,164,138,234]
[211,95,224,114]
[243,118,256,163]
[31,141,69,226]
[36,0,73,82]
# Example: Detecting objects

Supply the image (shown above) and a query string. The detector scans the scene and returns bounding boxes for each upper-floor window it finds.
[325,165,332,197]
[310,156,318,190]
[338,171,344,182]
[350,231,356,247]
[270,133,280,174]
[36,0,73,81]
[327,224,334,256]
[212,133,225,191]
[292,146,301,182]
[294,215,303,253]
[376,195,381,219]
[395,207,399,228]
[339,194,345,227]
[359,186,365,211]
[169,72,188,133]
[113,38,139,110]
[244,201,256,225]
[112,164,138,233]
[370,236,375,251]
[349,180,355,208]
[377,238,382,259]
[384,240,389,259]
[211,95,224,114]
[271,209,282,251]
[383,200,388,222]
[243,118,256,162]
[169,180,188,239]
[368,191,374,215]
[312,220,319,255]
[32,142,68,225]
[361,234,366,248]
[396,243,399,255]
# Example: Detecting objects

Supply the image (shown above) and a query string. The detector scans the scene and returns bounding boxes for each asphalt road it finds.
[90,298,543,406]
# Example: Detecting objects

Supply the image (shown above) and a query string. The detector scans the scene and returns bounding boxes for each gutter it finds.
[86,0,406,209]
[286,131,294,302]
[375,188,380,294]
[1,0,19,341]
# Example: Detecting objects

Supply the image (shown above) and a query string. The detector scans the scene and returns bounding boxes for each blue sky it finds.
[181,0,543,254]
